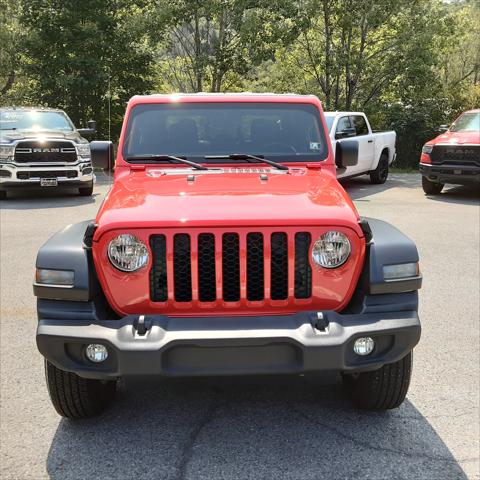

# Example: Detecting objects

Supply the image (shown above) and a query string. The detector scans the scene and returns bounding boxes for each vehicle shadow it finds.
[46,375,468,480]
[340,173,421,201]
[0,188,101,209]
[426,184,480,205]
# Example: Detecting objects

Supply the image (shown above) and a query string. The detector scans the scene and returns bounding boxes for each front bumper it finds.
[419,163,480,185]
[37,310,421,380]
[0,162,94,189]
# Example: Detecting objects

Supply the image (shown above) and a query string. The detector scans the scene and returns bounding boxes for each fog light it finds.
[353,337,375,356]
[85,344,108,363]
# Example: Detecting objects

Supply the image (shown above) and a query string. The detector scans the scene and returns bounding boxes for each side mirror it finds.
[438,124,449,133]
[90,141,114,172]
[78,119,97,137]
[335,127,356,139]
[336,140,358,168]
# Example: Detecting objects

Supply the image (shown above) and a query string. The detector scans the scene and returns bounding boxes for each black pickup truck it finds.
[0,107,96,199]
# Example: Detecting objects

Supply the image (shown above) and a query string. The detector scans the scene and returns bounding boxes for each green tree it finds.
[0,0,28,103]
[151,0,303,93]
[19,0,155,137]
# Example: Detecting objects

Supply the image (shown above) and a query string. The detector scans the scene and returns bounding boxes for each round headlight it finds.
[312,231,351,268]
[108,234,149,272]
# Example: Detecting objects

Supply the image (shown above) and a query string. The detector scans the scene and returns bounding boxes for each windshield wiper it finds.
[125,154,209,170]
[204,154,289,171]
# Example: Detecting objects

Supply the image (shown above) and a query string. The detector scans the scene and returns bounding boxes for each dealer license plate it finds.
[453,169,462,175]
[40,178,58,187]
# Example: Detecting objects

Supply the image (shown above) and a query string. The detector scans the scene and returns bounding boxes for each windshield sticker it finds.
[310,142,321,150]
[0,112,24,121]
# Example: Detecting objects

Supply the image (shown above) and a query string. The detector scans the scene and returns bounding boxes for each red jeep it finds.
[420,109,480,194]
[34,94,422,418]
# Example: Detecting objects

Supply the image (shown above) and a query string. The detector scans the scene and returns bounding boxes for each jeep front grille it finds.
[150,230,312,304]
[14,140,77,163]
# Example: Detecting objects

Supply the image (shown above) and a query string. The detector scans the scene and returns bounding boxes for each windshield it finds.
[324,115,335,132]
[123,103,328,163]
[0,110,74,131]
[450,112,480,132]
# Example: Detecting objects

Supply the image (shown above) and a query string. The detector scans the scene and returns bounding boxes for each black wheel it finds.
[422,176,443,195]
[0,190,6,200]
[343,352,412,410]
[45,359,116,419]
[79,182,94,196]
[370,152,389,184]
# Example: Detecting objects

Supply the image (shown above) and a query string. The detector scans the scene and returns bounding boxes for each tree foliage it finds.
[18,0,154,137]
[151,0,303,93]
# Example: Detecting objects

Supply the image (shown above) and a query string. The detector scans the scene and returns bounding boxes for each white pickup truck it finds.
[324,111,396,184]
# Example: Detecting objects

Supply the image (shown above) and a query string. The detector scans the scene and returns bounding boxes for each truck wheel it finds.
[343,351,412,410]
[370,153,389,184]
[45,360,116,419]
[79,182,94,197]
[422,176,443,195]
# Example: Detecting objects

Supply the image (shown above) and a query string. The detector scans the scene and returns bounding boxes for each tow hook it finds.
[311,312,329,332]
[133,315,152,336]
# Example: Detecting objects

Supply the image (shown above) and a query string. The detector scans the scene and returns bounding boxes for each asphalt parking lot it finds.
[1,173,479,480]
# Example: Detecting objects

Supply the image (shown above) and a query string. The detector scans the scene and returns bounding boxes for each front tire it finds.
[422,176,444,195]
[79,182,94,196]
[343,352,412,410]
[45,360,116,419]
[370,152,389,184]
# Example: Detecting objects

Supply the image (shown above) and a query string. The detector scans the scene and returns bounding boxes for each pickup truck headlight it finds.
[312,231,351,268]
[108,234,149,272]
[422,145,433,155]
[76,144,91,158]
[0,145,15,162]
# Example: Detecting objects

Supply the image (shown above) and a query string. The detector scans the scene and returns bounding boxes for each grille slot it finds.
[14,141,77,163]
[270,232,288,300]
[222,233,240,302]
[150,235,168,302]
[173,234,192,302]
[246,233,264,301]
[294,232,312,299]
[198,233,216,302]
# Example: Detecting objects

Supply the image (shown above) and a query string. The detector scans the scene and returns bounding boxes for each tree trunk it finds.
[0,70,15,96]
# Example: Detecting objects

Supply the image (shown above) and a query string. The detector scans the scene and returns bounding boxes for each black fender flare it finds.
[34,221,98,301]
[360,217,422,295]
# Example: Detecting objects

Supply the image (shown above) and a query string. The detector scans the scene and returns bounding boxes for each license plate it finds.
[40,178,58,187]
[453,169,462,175]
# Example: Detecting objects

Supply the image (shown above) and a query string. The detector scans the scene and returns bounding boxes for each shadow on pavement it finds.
[340,173,421,201]
[46,375,468,480]
[0,187,100,209]
[426,184,480,205]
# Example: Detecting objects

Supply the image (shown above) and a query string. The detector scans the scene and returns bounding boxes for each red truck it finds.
[420,109,480,194]
[34,94,422,418]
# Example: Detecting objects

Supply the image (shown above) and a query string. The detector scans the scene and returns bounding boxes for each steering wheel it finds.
[263,142,297,153]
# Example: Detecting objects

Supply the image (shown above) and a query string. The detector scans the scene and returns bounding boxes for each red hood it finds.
[428,130,480,145]
[94,166,362,239]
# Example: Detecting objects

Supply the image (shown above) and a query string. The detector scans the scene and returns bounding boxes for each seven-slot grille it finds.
[150,231,312,303]
[14,140,77,163]
[430,145,480,166]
